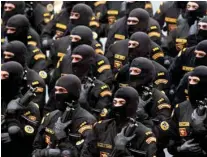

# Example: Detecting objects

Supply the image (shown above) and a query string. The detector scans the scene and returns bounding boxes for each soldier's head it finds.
[128,32,151,62]
[1,61,24,102]
[55,74,81,111]
[6,14,30,45]
[70,25,93,50]
[3,41,27,67]
[112,86,139,123]
[185,1,207,24]
[129,57,155,89]
[70,3,93,26]
[197,16,207,40]
[2,1,25,23]
[188,66,207,105]
[194,40,207,66]
[127,8,149,36]
[71,44,95,80]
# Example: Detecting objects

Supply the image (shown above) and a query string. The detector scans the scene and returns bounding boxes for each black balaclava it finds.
[124,1,146,16]
[71,44,96,81]
[194,40,207,66]
[176,1,188,9]
[1,61,24,103]
[2,1,25,24]
[129,57,156,92]
[197,16,207,40]
[128,32,151,63]
[127,8,150,36]
[55,74,81,111]
[185,1,207,26]
[3,41,27,67]
[188,66,207,106]
[6,14,30,45]
[112,86,139,124]
[70,3,93,26]
[70,25,93,50]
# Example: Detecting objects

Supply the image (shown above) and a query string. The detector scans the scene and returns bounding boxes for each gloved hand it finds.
[53,117,71,140]
[32,148,61,157]
[6,98,24,114]
[178,139,201,153]
[42,38,53,49]
[114,125,136,151]
[1,133,11,143]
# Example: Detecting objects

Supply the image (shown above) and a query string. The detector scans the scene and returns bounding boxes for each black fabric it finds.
[55,74,81,111]
[194,40,207,66]
[129,57,156,89]
[1,61,23,103]
[128,32,151,62]
[6,14,30,45]
[70,25,93,50]
[71,44,95,80]
[176,1,188,9]
[188,66,207,105]
[70,3,93,26]
[125,1,146,16]
[185,1,207,25]
[112,86,139,122]
[3,41,27,67]
[2,1,25,24]
[128,8,150,36]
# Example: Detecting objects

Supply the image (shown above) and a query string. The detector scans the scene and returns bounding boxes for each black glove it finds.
[42,38,53,49]
[53,117,71,140]
[114,125,136,151]
[6,98,24,114]
[1,133,11,143]
[33,148,61,157]
[178,139,201,153]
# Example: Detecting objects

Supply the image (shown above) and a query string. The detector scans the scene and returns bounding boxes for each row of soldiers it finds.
[1,1,207,157]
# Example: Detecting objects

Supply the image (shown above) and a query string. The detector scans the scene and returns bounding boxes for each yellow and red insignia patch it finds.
[100,152,109,157]
[160,121,169,131]
[28,115,37,121]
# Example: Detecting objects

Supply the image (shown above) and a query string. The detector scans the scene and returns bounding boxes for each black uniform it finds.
[162,1,207,57]
[32,75,96,157]
[168,40,207,88]
[105,8,161,54]
[41,3,100,49]
[3,41,46,115]
[168,66,207,157]
[49,25,103,71]
[106,32,165,75]
[80,86,157,157]
[154,2,187,34]
[51,44,113,89]
[1,2,41,48]
[25,1,53,34]
[6,14,47,81]
[1,61,41,157]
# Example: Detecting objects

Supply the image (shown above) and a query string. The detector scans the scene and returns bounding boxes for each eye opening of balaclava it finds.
[129,57,156,89]
[128,32,151,63]
[6,14,30,45]
[197,16,207,40]
[1,61,24,102]
[2,1,25,24]
[112,86,139,122]
[55,74,81,111]
[70,3,93,26]
[127,8,150,36]
[185,1,207,25]
[3,40,27,67]
[70,25,93,50]
[194,40,207,66]
[188,66,207,106]
[71,44,95,81]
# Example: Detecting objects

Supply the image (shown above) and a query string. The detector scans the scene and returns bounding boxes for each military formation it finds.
[1,1,207,157]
